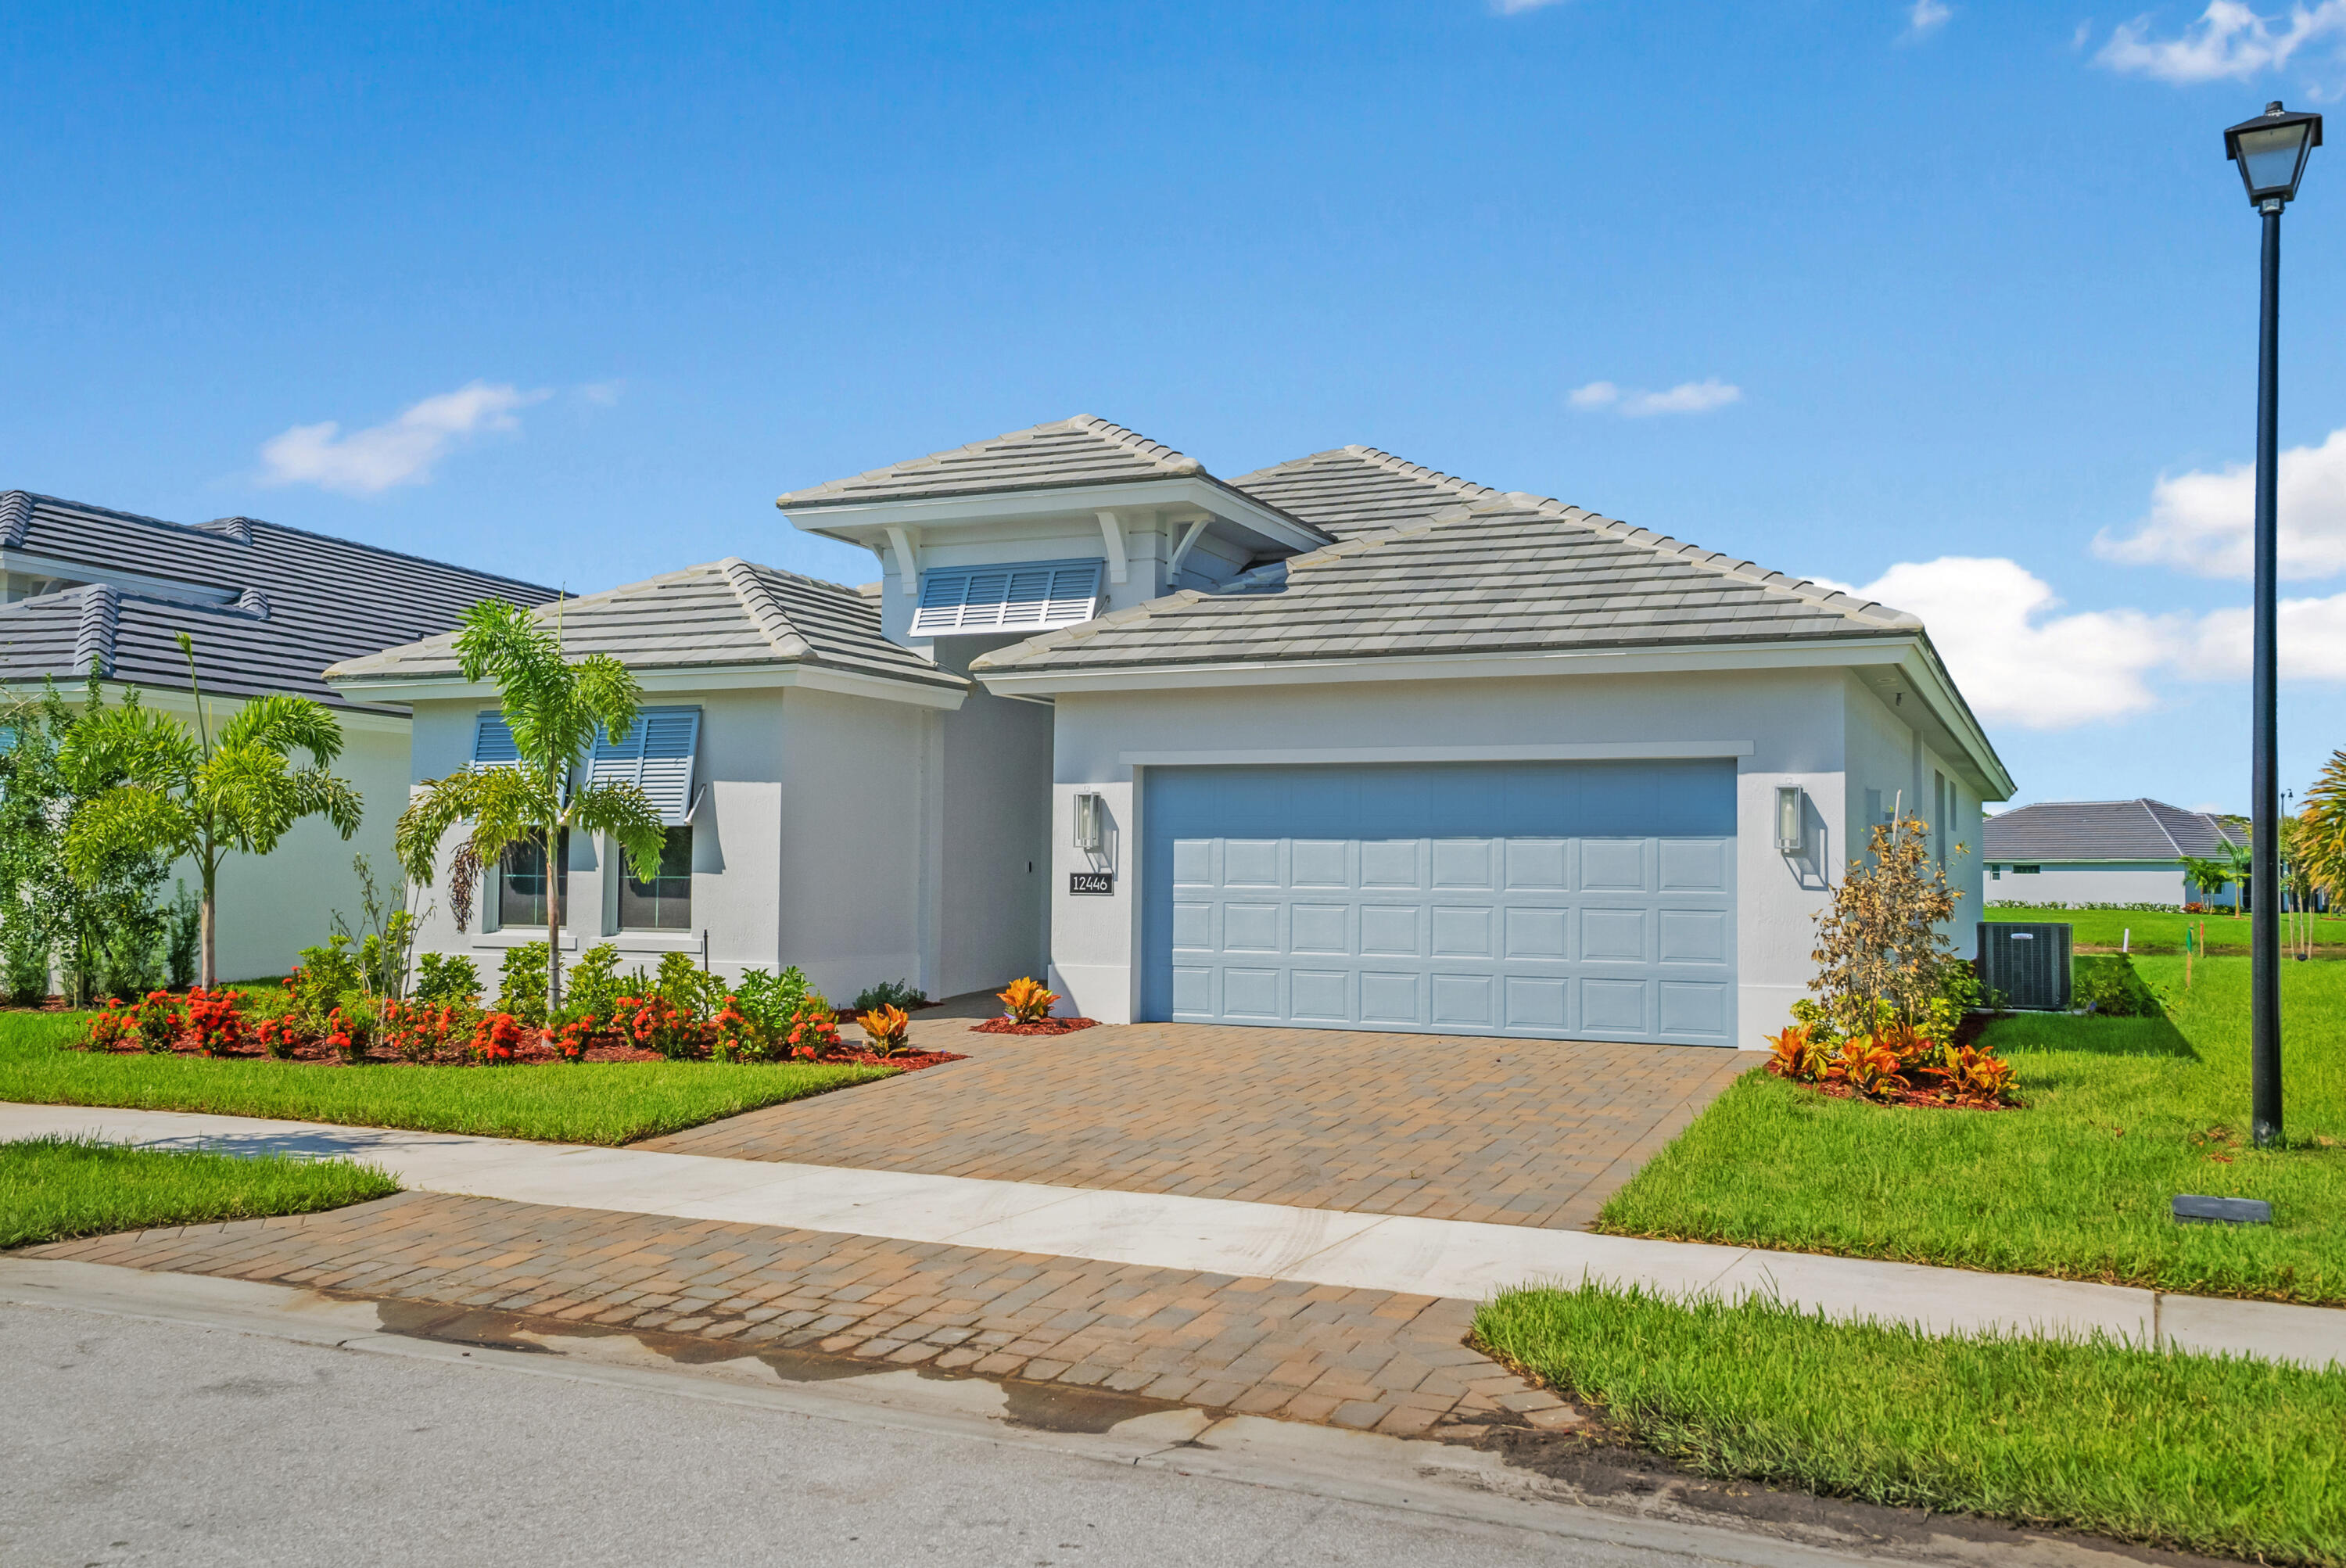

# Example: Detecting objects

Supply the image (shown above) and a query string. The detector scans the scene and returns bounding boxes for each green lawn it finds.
[1475,1283,2345,1566]
[1601,955,2346,1303]
[2,1134,397,1249]
[1984,902,2346,952]
[0,1010,899,1146]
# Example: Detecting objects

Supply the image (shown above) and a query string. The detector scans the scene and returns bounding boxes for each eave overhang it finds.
[779,475,1329,561]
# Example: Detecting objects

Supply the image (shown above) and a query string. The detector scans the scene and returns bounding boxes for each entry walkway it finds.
[6,1102,2338,1369]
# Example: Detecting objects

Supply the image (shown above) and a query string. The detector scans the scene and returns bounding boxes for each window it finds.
[497,832,569,928]
[619,827,692,931]
[909,559,1103,637]
[1990,866,2003,881]
[2015,864,2041,875]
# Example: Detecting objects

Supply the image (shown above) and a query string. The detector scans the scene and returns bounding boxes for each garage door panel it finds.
[1142,761,1735,1044]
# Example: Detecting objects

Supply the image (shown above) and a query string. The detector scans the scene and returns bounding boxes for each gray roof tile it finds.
[775,414,1205,510]
[1983,800,2244,862]
[325,558,967,694]
[0,490,558,712]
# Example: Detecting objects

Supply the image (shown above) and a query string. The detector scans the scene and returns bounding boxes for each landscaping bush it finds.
[2075,955,2165,1018]
[412,952,482,1006]
[495,942,550,1024]
[856,1003,910,1057]
[999,976,1058,1024]
[852,978,927,1013]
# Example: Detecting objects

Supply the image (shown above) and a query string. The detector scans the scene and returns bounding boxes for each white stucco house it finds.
[0,489,557,981]
[1982,798,2244,909]
[334,416,2011,1048]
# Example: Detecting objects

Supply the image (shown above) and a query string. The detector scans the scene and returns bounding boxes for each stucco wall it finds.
[1842,676,1988,958]
[1042,666,1860,1048]
[933,638,1053,996]
[1988,862,2197,908]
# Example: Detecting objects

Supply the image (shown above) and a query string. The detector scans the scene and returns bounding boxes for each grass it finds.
[1475,1283,2346,1566]
[1,1133,397,1249]
[1601,955,2346,1303]
[0,1011,899,1146]
[1985,902,2346,952]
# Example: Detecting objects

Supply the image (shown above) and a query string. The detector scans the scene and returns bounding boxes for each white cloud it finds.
[258,381,551,494]
[576,379,626,407]
[1569,378,1742,417]
[2094,425,2346,580]
[1830,555,2346,730]
[2096,1,2346,82]
[1906,0,1953,38]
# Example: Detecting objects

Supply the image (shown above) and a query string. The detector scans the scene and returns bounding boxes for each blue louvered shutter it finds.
[471,712,520,770]
[910,558,1103,636]
[589,707,701,826]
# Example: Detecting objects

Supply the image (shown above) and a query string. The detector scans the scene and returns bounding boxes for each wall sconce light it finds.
[1775,784,1806,855]
[1072,792,1107,853]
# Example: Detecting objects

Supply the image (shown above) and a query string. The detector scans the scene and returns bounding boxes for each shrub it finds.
[852,978,927,1013]
[1822,1035,1909,1100]
[1811,814,1960,1037]
[723,966,812,1060]
[293,936,363,1024]
[1764,1024,1824,1083]
[2075,955,2165,1018]
[496,942,551,1024]
[163,883,201,991]
[471,1011,526,1063]
[783,998,840,1060]
[128,990,182,1053]
[378,998,472,1062]
[3,916,51,1006]
[998,976,1058,1024]
[857,1003,910,1057]
[412,952,482,1006]
[185,988,244,1056]
[562,943,627,1023]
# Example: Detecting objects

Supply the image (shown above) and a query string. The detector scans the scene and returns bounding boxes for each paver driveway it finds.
[643,1021,1750,1230]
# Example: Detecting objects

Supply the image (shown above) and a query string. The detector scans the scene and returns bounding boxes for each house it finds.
[0,489,558,980]
[1982,798,2244,909]
[336,416,2012,1049]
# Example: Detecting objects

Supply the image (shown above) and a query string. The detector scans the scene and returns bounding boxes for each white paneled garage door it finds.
[1140,761,1737,1046]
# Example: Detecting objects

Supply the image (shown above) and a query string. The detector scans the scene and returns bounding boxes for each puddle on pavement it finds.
[364,1298,1187,1434]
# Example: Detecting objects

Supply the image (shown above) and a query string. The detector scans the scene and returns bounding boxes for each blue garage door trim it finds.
[1140,760,1737,1046]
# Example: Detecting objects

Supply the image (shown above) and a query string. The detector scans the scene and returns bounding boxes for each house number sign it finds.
[1068,872,1114,895]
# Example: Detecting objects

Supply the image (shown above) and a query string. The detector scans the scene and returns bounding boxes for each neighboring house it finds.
[1982,798,2244,909]
[336,414,2012,1049]
[0,489,557,980]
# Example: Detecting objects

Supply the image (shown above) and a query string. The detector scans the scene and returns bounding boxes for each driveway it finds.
[642,1014,1750,1231]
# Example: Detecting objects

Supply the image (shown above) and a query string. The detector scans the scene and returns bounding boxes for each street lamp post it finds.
[2224,101,2322,1148]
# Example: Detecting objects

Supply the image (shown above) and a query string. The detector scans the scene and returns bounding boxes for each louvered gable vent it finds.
[588,707,701,826]
[911,559,1103,637]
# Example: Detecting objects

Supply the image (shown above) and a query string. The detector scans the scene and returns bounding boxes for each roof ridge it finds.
[1335,445,1504,503]
[74,584,119,677]
[1064,414,1204,475]
[0,491,30,548]
[717,558,815,660]
[2140,798,2190,859]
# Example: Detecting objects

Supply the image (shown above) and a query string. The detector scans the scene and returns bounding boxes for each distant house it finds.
[0,490,557,979]
[1982,798,2244,908]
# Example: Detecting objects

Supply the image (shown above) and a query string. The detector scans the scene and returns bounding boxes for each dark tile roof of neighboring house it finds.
[972,490,1923,676]
[1982,799,2245,862]
[0,490,557,713]
[326,559,967,695]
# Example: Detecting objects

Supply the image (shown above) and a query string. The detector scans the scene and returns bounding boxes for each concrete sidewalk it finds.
[7,1100,2340,1369]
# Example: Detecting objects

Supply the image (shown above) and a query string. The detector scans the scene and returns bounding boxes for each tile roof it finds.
[325,558,967,694]
[1983,799,2245,863]
[972,490,1922,677]
[775,414,1207,510]
[0,490,557,712]
[1225,446,1505,541]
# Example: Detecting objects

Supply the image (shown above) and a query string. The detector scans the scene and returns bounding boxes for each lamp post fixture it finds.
[2224,100,2322,1148]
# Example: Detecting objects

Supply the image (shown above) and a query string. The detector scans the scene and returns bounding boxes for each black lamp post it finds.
[2224,101,2322,1148]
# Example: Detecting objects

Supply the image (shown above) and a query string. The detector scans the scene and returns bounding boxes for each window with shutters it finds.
[471,711,521,770]
[909,559,1103,637]
[619,827,693,931]
[497,831,569,928]
[588,708,701,825]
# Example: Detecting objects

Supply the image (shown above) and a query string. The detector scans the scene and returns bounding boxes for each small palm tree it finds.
[60,633,364,989]
[2179,856,2235,911]
[393,600,666,1015]
[2222,836,2255,918]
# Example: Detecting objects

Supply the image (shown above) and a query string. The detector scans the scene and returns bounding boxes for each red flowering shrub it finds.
[84,999,134,1051]
[615,993,708,1059]
[185,989,245,1057]
[551,1015,597,1060]
[378,999,471,1063]
[471,1011,526,1064]
[129,991,183,1053]
[250,1014,302,1060]
[784,1000,841,1060]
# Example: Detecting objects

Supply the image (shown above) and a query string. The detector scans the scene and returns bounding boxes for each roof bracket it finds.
[1167,514,1212,578]
[884,525,921,597]
[1095,510,1128,585]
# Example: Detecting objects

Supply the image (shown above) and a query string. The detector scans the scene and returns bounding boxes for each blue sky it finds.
[9,1,2346,813]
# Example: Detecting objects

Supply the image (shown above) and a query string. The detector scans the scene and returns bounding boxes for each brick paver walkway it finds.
[29,1191,1569,1437]
[644,1024,1749,1230]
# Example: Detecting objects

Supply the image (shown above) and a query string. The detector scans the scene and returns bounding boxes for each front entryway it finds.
[1139,760,1738,1045]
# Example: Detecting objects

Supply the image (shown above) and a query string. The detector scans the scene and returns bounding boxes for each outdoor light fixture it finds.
[1774,785,1806,855]
[2223,100,2322,1148]
[2226,102,2323,210]
[1072,791,1106,854]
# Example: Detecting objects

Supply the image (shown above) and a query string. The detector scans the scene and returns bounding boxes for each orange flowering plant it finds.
[857,1003,910,1057]
[998,976,1058,1024]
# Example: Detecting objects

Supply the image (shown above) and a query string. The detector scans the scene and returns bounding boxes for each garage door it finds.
[1140,760,1737,1046]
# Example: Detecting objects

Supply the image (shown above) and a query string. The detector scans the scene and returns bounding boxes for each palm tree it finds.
[2179,855,2235,911]
[393,600,665,1015]
[2296,749,2346,933]
[60,633,364,989]
[2222,835,2255,918]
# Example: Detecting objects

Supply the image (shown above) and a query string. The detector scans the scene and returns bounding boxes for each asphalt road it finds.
[2,1299,1747,1568]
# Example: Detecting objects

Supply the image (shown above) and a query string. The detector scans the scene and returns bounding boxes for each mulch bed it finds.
[828,1050,966,1071]
[77,1037,963,1071]
[970,1017,1100,1036]
[1803,1081,2021,1114]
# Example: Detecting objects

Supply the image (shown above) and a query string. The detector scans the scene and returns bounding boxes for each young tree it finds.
[0,678,173,1003]
[2179,855,2236,911]
[2296,748,2346,931]
[59,635,364,989]
[393,600,666,1015]
[2222,836,2255,919]
[1810,812,1963,1036]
